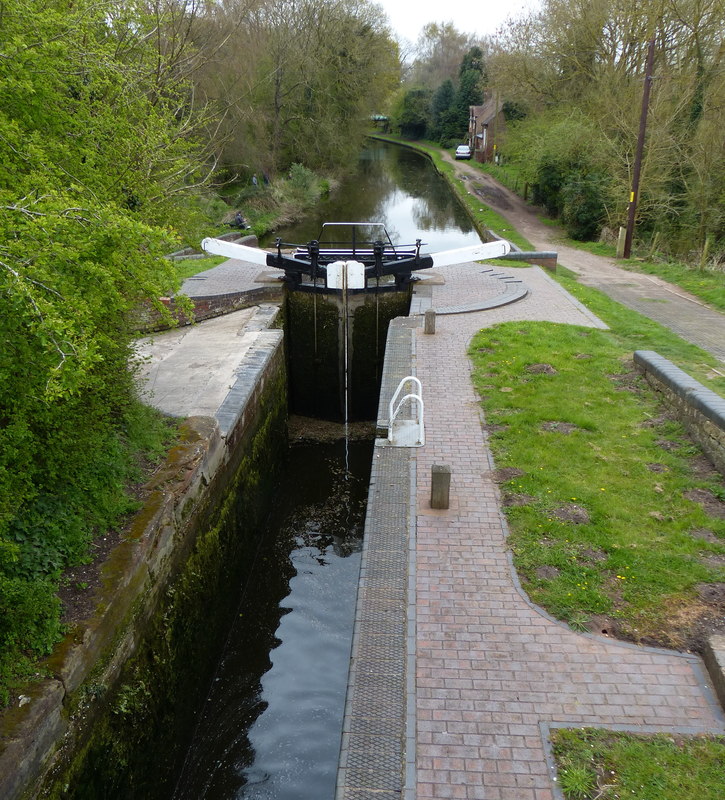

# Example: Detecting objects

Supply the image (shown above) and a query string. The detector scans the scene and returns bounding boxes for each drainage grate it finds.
[336,441,412,799]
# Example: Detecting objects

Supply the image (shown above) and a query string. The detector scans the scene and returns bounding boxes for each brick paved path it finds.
[413,265,724,800]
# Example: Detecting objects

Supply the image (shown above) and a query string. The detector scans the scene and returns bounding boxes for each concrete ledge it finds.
[633,350,725,474]
[704,636,725,712]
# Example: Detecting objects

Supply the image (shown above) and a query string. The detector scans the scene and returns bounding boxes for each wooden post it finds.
[624,38,656,259]
[430,464,451,509]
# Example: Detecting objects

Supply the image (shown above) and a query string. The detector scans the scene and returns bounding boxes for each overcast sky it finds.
[376,0,541,47]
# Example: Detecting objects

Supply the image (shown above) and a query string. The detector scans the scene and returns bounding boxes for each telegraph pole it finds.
[623,37,656,259]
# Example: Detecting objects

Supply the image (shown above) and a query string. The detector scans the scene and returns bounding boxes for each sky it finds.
[376,0,541,47]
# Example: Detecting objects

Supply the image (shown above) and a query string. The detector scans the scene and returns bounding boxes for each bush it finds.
[272,163,323,208]
[532,155,569,216]
[561,173,611,240]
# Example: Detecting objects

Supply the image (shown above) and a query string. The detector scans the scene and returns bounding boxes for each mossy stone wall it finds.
[18,345,287,800]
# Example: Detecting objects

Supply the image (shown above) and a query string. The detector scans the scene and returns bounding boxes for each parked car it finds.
[455,144,472,160]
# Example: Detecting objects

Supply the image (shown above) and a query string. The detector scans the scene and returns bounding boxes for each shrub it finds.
[561,173,611,240]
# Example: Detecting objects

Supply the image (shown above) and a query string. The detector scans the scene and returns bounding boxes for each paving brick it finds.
[412,266,725,800]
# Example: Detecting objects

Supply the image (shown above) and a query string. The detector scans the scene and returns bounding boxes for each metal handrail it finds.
[388,376,424,446]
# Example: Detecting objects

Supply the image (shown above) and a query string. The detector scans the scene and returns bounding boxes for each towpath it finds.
[409,264,725,800]
[441,152,725,364]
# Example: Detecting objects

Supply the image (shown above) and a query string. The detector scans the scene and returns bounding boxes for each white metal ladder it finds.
[388,376,424,447]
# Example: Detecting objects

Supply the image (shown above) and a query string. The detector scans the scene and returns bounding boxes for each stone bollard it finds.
[616,226,627,259]
[424,308,436,335]
[430,464,451,509]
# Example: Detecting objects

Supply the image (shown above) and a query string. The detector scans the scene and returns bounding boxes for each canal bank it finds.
[0,312,287,800]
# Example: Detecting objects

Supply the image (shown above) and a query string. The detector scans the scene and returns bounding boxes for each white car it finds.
[455,144,472,160]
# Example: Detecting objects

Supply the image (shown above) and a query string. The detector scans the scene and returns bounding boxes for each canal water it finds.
[169,140,478,799]
[262,139,481,251]
[170,439,371,800]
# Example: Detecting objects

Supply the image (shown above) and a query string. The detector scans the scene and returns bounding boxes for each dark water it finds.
[171,440,371,800]
[262,140,481,252]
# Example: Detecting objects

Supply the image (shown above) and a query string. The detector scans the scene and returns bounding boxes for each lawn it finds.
[469,277,725,649]
[171,254,226,284]
[551,728,725,800]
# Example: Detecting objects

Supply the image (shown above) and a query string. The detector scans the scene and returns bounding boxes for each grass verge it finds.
[469,276,725,649]
[552,728,725,800]
[171,255,226,284]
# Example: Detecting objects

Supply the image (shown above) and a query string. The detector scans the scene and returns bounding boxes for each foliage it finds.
[392,88,432,138]
[194,0,400,176]
[489,0,725,259]
[408,22,477,89]
[0,0,205,702]
[552,728,725,800]
[452,47,485,132]
[560,172,612,240]
[274,163,324,207]
[393,40,489,144]
[469,290,725,645]
[429,80,457,143]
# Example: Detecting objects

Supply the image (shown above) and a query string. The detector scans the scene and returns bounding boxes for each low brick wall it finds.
[633,350,725,475]
[165,232,259,261]
[136,285,283,332]
[500,251,558,271]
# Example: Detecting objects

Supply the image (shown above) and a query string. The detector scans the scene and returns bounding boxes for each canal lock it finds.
[43,280,409,800]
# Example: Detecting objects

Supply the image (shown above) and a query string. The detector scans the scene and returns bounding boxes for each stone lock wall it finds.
[0,337,287,800]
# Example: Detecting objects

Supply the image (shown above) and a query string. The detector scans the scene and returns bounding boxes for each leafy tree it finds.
[0,0,207,700]
[488,0,725,257]
[194,0,399,175]
[409,22,475,89]
[430,80,457,142]
[392,87,432,138]
[452,47,485,135]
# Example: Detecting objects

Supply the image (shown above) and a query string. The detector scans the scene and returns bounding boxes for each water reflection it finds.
[172,441,371,800]
[263,141,480,252]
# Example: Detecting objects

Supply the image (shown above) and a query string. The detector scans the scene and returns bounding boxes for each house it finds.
[468,93,505,163]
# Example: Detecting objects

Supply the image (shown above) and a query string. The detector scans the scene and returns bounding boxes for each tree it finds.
[430,80,457,142]
[453,47,486,132]
[409,22,476,89]
[392,88,432,138]
[488,0,725,255]
[0,0,209,699]
[193,0,400,175]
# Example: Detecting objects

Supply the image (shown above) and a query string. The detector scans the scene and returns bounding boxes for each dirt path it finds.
[441,151,725,363]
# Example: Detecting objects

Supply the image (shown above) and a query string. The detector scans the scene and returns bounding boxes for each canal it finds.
[162,140,477,799]
[263,138,481,251]
[170,440,372,800]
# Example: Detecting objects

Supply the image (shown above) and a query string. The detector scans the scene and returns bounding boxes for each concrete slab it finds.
[134,307,263,418]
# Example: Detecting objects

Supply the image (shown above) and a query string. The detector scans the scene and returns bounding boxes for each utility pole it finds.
[623,37,656,259]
